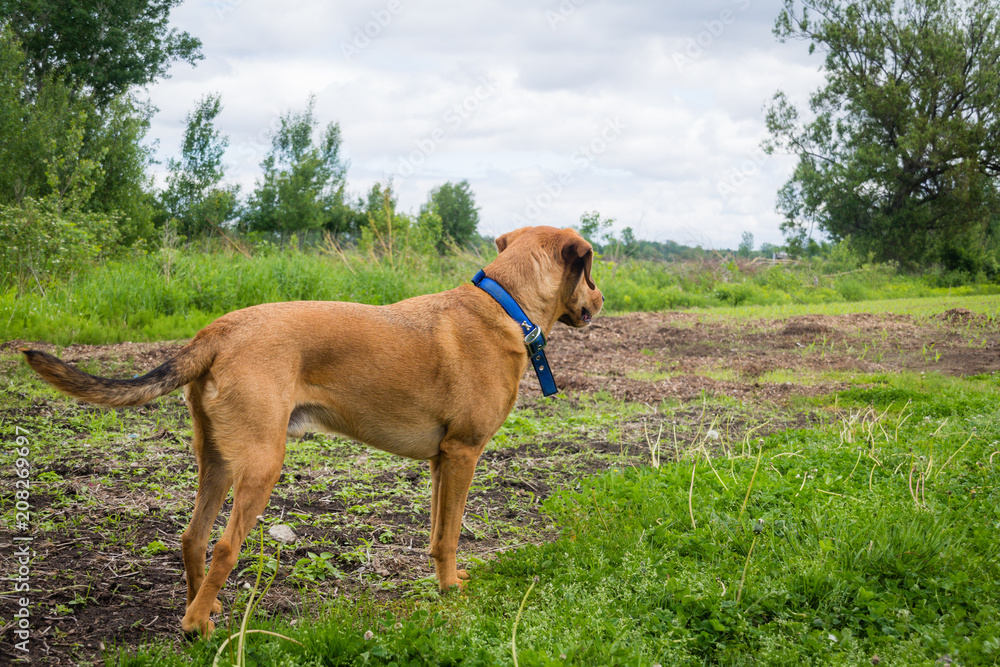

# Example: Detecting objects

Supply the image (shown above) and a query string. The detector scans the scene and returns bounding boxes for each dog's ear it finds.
[561,236,596,289]
[495,228,530,253]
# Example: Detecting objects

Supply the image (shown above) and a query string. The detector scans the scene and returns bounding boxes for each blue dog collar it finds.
[472,269,558,396]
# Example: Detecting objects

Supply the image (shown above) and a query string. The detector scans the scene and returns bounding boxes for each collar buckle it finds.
[524,326,544,353]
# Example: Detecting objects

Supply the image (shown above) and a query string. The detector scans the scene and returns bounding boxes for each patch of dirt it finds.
[780,318,830,336]
[937,307,980,324]
[511,308,1000,400]
[2,339,187,372]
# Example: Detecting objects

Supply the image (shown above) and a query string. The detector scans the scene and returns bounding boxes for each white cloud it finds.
[146,0,826,249]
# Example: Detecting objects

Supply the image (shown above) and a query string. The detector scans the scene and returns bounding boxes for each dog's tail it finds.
[21,334,217,407]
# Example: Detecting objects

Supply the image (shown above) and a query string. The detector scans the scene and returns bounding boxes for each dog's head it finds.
[493,226,603,328]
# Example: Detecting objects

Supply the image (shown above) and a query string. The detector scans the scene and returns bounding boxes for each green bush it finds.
[835,278,869,302]
[0,197,119,291]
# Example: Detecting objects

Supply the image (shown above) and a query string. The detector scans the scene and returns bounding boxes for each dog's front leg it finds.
[428,440,482,590]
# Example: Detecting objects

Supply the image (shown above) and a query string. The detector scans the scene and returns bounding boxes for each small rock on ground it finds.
[268,524,297,544]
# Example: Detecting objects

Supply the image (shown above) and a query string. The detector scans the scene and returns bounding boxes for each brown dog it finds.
[21,225,603,636]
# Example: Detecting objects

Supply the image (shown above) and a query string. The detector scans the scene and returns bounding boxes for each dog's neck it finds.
[482,255,563,337]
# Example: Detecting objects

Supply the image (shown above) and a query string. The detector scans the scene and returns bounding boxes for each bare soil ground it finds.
[0,307,997,665]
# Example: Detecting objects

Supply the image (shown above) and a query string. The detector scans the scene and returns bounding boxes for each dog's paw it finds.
[184,599,223,615]
[439,578,467,594]
[181,614,215,639]
[456,569,470,580]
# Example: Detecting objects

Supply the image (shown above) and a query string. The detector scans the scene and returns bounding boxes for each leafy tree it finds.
[0,28,91,205]
[1,0,196,248]
[328,197,369,240]
[578,210,614,247]
[738,231,754,258]
[0,29,122,288]
[1,0,202,105]
[765,0,1000,271]
[0,27,155,247]
[424,180,479,249]
[0,196,119,291]
[160,93,238,237]
[364,182,397,221]
[84,97,157,247]
[0,30,29,201]
[577,211,636,260]
[243,96,350,238]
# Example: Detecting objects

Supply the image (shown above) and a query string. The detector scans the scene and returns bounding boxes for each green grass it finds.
[113,371,1000,666]
[0,247,481,344]
[695,293,1000,322]
[596,260,1000,314]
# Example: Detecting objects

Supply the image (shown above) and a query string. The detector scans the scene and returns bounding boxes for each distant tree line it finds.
[577,211,719,262]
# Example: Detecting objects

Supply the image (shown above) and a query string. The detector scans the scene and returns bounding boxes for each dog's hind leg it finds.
[180,446,231,615]
[429,439,483,590]
[180,430,285,637]
[429,457,441,554]
[179,386,232,616]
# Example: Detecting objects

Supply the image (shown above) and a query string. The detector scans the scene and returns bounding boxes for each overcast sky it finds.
[146,0,825,249]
